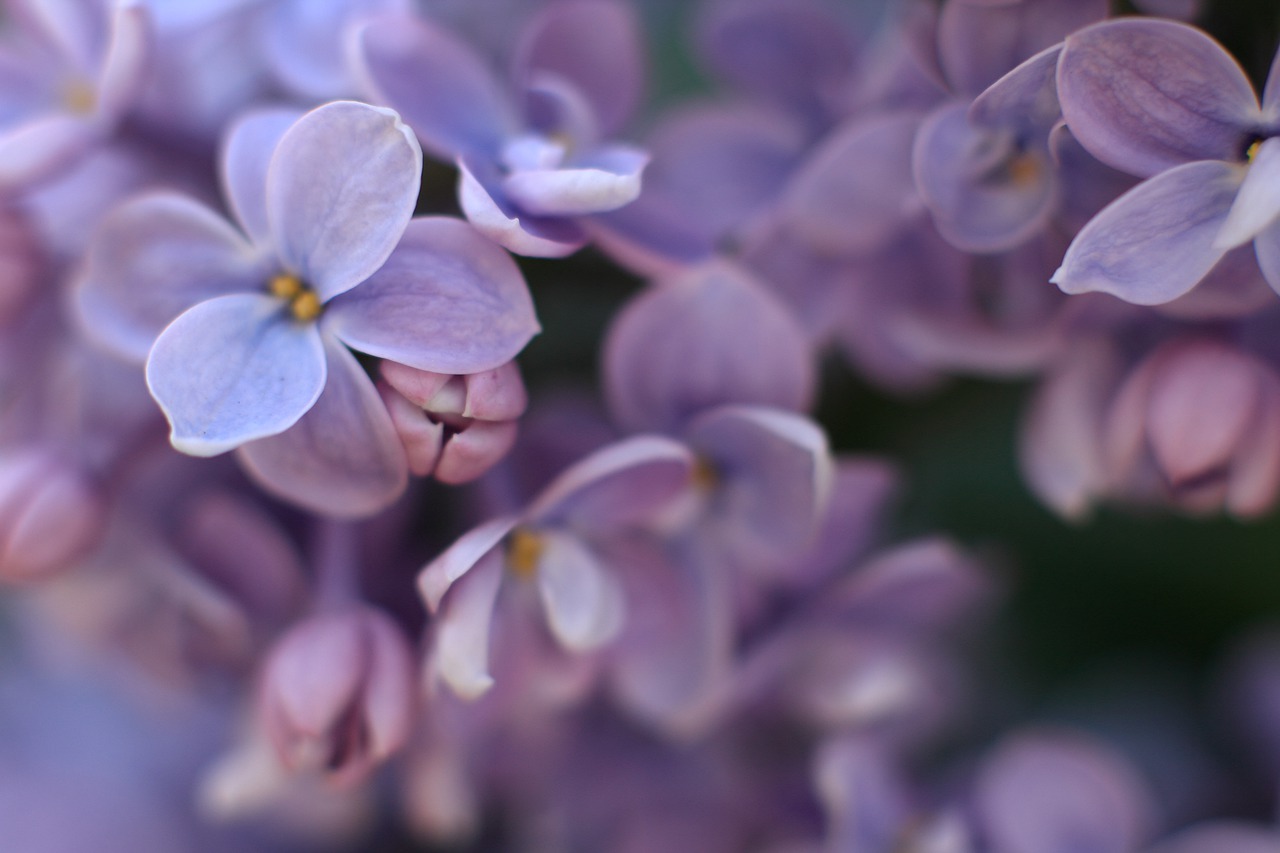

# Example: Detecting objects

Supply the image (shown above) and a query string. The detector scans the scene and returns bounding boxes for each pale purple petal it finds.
[502,146,647,217]
[15,0,105,74]
[352,14,519,161]
[95,0,151,121]
[418,515,520,611]
[325,217,539,373]
[433,550,504,699]
[434,420,519,485]
[686,405,833,564]
[1057,19,1260,177]
[536,530,624,652]
[968,44,1062,133]
[528,435,695,531]
[1051,161,1244,304]
[1018,342,1117,520]
[457,157,587,257]
[237,336,408,518]
[1253,219,1280,296]
[0,113,96,192]
[1149,824,1280,853]
[511,0,644,137]
[831,538,988,629]
[938,0,1104,96]
[220,107,302,247]
[146,294,326,457]
[780,112,923,256]
[914,102,1057,253]
[261,0,409,100]
[74,191,268,361]
[266,100,421,301]
[974,730,1155,853]
[1216,137,1280,249]
[603,260,815,434]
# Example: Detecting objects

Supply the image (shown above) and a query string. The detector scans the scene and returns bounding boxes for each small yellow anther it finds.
[1007,152,1041,186]
[506,528,544,580]
[1247,140,1263,162]
[290,290,323,322]
[61,79,96,115]
[269,273,304,300]
[692,456,719,492]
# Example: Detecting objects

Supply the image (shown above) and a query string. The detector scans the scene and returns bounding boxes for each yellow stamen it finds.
[1247,139,1263,162]
[506,528,544,580]
[1007,152,1040,186]
[61,79,95,115]
[268,273,304,300]
[692,456,719,492]
[290,290,323,322]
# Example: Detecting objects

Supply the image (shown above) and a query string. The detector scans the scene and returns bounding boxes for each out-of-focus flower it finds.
[353,0,648,257]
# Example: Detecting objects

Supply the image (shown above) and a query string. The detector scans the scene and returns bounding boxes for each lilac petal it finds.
[16,0,104,73]
[435,420,519,485]
[75,191,268,361]
[0,113,96,192]
[695,0,856,111]
[968,44,1062,134]
[1216,138,1280,249]
[603,260,815,434]
[502,146,647,217]
[237,336,408,518]
[418,515,519,612]
[95,0,151,121]
[1051,161,1244,304]
[780,112,923,256]
[938,0,1105,96]
[325,217,539,374]
[528,435,695,531]
[261,0,410,100]
[433,550,504,699]
[511,0,644,137]
[687,405,833,564]
[1254,220,1280,296]
[787,457,899,585]
[609,538,731,732]
[831,538,988,629]
[220,107,302,247]
[584,189,717,278]
[1149,824,1280,853]
[1018,342,1117,520]
[914,102,1057,253]
[641,102,807,247]
[1057,19,1260,178]
[352,14,519,161]
[974,730,1155,853]
[536,530,624,652]
[457,157,587,258]
[266,100,421,302]
[1266,43,1280,117]
[146,294,326,457]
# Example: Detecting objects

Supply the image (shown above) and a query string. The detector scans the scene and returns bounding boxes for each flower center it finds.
[1247,139,1263,162]
[505,527,544,580]
[1006,151,1041,187]
[692,456,720,492]
[268,272,323,322]
[61,78,96,115]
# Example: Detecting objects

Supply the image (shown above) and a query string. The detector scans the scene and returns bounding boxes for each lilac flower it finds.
[419,435,695,699]
[75,101,539,517]
[0,0,150,193]
[1053,19,1280,302]
[353,1,648,257]
[0,447,105,583]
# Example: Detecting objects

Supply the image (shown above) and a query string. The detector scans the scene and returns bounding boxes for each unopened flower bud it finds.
[0,448,105,583]
[380,360,527,484]
[260,606,416,787]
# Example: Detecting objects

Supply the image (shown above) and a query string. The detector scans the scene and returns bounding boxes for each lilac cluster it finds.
[4,0,1280,850]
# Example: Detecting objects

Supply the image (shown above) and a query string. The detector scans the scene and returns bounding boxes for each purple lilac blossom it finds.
[75,100,539,516]
[353,1,649,257]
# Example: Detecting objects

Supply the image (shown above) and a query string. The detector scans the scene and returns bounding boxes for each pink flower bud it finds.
[379,360,527,483]
[260,606,416,787]
[0,448,105,583]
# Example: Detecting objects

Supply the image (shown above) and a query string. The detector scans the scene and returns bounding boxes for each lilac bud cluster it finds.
[3,0,1280,851]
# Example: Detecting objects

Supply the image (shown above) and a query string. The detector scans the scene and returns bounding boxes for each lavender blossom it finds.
[1053,19,1280,302]
[353,1,648,257]
[75,101,538,517]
